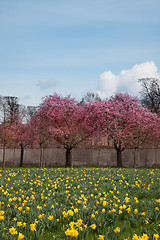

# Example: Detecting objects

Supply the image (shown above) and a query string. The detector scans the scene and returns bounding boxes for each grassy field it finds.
[0,167,160,240]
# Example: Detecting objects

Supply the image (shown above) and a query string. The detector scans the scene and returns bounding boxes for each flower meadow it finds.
[0,167,160,240]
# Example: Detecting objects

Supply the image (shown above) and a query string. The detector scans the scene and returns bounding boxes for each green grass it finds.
[0,167,160,239]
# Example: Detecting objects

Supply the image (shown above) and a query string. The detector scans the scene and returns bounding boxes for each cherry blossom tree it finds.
[128,107,159,166]
[0,96,20,169]
[7,105,34,167]
[100,93,158,167]
[11,121,31,167]
[29,106,52,168]
[0,123,12,169]
[39,93,100,167]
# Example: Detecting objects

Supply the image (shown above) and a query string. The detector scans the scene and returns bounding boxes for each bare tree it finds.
[82,92,101,102]
[1,96,19,123]
[138,78,160,114]
[26,106,37,121]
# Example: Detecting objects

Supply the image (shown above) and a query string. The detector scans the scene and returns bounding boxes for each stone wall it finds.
[0,148,160,167]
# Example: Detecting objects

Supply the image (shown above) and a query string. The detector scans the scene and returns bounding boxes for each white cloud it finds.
[96,71,118,98]
[36,78,58,90]
[96,61,160,98]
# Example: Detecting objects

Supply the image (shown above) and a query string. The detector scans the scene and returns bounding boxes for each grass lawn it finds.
[0,167,160,240]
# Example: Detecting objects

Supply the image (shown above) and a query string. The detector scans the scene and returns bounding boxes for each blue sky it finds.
[0,0,160,106]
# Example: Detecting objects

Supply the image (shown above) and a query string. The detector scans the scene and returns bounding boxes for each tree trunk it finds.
[2,145,5,171]
[66,148,73,167]
[42,148,45,168]
[117,149,123,167]
[133,148,136,168]
[13,148,15,167]
[114,142,125,168]
[40,146,44,169]
[20,144,24,167]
